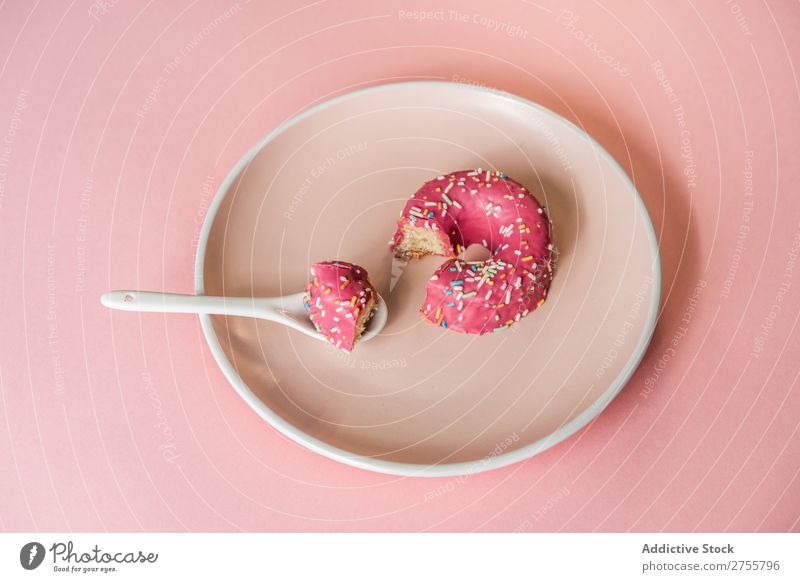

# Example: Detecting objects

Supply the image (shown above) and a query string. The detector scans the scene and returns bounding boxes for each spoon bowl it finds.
[100,290,388,343]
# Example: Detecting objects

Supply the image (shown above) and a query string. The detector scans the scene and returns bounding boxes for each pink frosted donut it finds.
[303,261,377,352]
[391,169,554,335]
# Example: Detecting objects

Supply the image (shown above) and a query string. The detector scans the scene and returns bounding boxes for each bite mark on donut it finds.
[391,218,453,260]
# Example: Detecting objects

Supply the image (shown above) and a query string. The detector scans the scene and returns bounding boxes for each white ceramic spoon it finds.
[100,290,388,343]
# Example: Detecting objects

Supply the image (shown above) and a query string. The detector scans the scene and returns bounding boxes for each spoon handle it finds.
[100,290,269,319]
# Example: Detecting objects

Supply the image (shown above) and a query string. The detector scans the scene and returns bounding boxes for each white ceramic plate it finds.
[195,81,661,477]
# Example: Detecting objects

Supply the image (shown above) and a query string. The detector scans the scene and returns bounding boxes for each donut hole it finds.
[460,243,492,262]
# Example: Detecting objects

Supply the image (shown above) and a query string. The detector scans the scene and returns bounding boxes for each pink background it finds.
[1,0,799,532]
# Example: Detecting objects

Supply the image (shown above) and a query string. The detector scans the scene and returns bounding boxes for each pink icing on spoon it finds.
[303,261,377,352]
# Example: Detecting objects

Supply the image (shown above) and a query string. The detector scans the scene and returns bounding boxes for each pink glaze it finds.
[391,169,554,334]
[303,261,376,352]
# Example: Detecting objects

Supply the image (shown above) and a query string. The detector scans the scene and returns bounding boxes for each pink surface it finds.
[0,0,798,532]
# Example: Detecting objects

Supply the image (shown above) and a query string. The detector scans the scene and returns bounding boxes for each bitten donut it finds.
[391,169,554,334]
[303,261,377,352]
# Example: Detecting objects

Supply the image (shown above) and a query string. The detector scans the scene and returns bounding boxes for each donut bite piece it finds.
[303,261,377,352]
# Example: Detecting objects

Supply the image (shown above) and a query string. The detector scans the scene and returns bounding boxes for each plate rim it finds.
[194,80,662,477]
